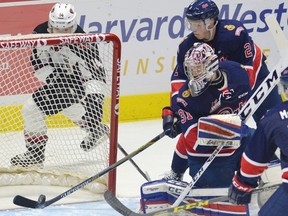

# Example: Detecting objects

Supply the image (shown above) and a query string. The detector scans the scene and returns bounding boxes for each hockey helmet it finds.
[184,42,219,96]
[186,0,219,21]
[184,42,218,80]
[49,3,77,33]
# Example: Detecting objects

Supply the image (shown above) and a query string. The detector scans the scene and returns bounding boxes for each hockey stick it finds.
[13,131,165,209]
[104,183,281,216]
[171,14,288,208]
[118,143,151,181]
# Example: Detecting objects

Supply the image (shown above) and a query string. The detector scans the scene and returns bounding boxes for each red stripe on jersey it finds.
[176,134,188,155]
[184,127,198,153]
[241,154,268,176]
[282,171,288,181]
[171,81,185,96]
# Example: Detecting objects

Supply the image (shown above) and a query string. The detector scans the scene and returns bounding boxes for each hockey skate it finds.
[10,143,46,168]
[10,135,47,168]
[162,170,184,181]
[80,124,109,152]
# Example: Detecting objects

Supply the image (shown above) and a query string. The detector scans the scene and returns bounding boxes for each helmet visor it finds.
[186,19,206,31]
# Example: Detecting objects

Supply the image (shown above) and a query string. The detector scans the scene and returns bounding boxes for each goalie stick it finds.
[171,14,288,207]
[104,183,281,216]
[118,143,151,181]
[13,132,165,209]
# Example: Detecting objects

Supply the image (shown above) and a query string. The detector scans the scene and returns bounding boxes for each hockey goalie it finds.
[10,34,108,167]
[140,114,281,216]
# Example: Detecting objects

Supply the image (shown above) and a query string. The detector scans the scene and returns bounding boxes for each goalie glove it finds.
[162,106,181,138]
[228,173,255,205]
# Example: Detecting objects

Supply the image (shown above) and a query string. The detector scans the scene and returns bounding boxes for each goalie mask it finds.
[278,68,288,101]
[48,3,77,33]
[184,42,219,97]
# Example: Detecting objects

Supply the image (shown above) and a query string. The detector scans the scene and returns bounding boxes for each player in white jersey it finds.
[10,3,108,167]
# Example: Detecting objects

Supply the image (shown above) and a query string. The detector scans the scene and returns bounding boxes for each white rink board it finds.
[0,0,287,96]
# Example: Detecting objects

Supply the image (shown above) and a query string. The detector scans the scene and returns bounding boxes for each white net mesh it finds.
[0,33,120,193]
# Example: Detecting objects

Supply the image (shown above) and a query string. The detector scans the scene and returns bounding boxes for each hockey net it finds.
[0,33,121,194]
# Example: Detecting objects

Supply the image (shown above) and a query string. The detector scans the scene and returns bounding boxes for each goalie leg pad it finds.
[140,179,249,215]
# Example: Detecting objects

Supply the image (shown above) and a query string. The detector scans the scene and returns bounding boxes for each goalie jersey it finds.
[176,60,251,157]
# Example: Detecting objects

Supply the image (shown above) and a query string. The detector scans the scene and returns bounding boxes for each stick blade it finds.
[13,195,40,208]
[104,190,137,216]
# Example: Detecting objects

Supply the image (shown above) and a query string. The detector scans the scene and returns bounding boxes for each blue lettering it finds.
[106,20,118,33]
[239,10,257,33]
[121,19,137,42]
[79,2,287,43]
[168,10,186,39]
[136,18,153,41]
[155,16,168,40]
[258,9,272,32]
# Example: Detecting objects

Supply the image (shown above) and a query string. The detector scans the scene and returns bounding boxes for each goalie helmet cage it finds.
[0,33,121,195]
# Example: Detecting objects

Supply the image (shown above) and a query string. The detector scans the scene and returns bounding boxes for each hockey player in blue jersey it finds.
[162,0,282,181]
[174,42,254,187]
[140,42,253,215]
[228,68,288,216]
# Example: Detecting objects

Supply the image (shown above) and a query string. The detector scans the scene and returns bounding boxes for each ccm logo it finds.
[241,70,279,119]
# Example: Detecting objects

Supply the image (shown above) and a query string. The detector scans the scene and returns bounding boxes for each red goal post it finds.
[0,33,121,194]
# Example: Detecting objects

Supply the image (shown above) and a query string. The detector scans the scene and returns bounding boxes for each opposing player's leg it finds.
[80,93,109,151]
[10,97,48,167]
[11,75,85,167]
[79,79,109,152]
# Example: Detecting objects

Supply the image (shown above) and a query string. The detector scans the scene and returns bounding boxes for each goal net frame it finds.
[0,33,121,195]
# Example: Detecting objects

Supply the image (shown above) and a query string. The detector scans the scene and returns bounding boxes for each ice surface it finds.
[0,119,268,215]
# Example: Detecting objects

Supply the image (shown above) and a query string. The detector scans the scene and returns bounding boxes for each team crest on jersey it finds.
[182,90,191,98]
[235,26,245,36]
[224,25,235,31]
[210,99,221,112]
[177,97,188,107]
